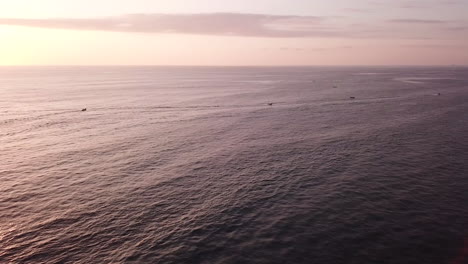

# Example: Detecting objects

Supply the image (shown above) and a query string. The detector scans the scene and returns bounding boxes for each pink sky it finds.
[0,0,467,65]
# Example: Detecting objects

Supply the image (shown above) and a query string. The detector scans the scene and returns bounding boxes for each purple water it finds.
[1,66,467,264]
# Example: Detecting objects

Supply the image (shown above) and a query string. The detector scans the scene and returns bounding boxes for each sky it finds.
[0,0,467,65]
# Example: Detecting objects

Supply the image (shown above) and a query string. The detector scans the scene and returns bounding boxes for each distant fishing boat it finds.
[81,108,87,112]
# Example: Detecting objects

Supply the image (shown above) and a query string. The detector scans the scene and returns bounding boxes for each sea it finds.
[1,66,467,264]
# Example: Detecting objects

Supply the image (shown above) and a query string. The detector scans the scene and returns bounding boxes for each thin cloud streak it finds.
[1,13,466,40]
[0,13,347,38]
[389,19,450,24]
[369,0,462,9]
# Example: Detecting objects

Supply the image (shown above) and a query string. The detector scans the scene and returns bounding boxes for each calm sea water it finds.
[1,66,467,264]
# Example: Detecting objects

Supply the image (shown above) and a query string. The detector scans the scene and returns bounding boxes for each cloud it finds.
[0,13,347,38]
[369,0,461,9]
[273,46,354,52]
[341,8,371,13]
[1,12,466,41]
[447,26,468,31]
[389,19,450,24]
[280,47,305,51]
[399,0,461,8]
[400,43,467,49]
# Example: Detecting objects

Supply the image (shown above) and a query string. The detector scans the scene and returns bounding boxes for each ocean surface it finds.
[1,66,467,264]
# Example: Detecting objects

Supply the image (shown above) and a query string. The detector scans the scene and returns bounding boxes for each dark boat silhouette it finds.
[81,108,87,112]
[267,103,273,106]
[349,97,356,99]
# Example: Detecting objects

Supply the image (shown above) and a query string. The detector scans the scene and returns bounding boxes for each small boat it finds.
[349,97,356,99]
[81,108,87,112]
[267,103,273,106]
